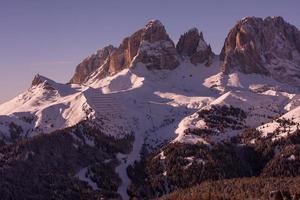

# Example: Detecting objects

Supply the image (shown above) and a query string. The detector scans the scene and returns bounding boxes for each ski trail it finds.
[88,91,138,199]
[115,128,144,200]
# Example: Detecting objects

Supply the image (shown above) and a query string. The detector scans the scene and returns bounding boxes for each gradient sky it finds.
[0,0,300,103]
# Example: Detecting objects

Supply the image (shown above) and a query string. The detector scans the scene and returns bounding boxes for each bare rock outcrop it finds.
[177,28,213,66]
[108,29,144,74]
[31,74,46,87]
[70,20,180,85]
[31,74,55,90]
[70,45,116,84]
[220,16,300,86]
[110,20,179,73]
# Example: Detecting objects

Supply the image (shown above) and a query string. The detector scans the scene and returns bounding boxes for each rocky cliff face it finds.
[177,28,213,66]
[130,20,179,70]
[70,20,180,84]
[220,16,300,86]
[70,45,116,84]
[109,20,179,73]
[107,29,144,74]
[31,74,46,87]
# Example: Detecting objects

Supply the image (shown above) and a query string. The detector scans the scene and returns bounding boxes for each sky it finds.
[0,0,300,103]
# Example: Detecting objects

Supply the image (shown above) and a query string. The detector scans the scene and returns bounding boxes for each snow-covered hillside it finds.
[258,106,300,140]
[0,58,219,199]
[0,75,91,141]
[1,57,299,199]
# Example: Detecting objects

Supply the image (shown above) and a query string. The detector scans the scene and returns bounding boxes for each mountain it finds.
[0,17,300,200]
[70,20,181,85]
[220,16,300,87]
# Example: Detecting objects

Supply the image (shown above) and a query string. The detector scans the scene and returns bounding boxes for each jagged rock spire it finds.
[177,28,213,66]
[31,74,50,87]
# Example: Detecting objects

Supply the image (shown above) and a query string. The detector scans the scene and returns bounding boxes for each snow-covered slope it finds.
[175,68,299,145]
[2,55,298,198]
[0,75,92,141]
[258,105,300,140]
[81,58,222,149]
[0,58,221,199]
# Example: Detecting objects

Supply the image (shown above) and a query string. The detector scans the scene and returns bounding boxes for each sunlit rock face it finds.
[71,20,180,84]
[177,28,213,66]
[111,20,180,72]
[70,45,115,84]
[108,29,144,74]
[220,16,300,87]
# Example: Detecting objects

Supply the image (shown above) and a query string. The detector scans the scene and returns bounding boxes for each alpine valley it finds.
[1,17,300,200]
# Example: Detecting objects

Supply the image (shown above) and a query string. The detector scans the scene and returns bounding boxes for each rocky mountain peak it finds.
[31,74,45,86]
[220,16,300,86]
[177,27,213,66]
[142,20,170,42]
[31,74,56,90]
[176,28,201,56]
[146,19,163,27]
[130,20,179,70]
[69,20,180,83]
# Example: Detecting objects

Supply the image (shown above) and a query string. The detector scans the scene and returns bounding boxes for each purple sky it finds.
[0,0,300,103]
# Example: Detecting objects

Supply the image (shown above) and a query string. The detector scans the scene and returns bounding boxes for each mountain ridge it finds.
[69,19,214,85]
